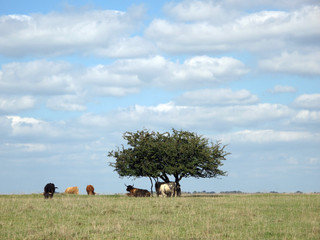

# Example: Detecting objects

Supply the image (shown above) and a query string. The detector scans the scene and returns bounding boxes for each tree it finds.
[108,129,229,195]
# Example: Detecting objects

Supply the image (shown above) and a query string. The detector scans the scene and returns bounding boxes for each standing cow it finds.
[125,184,151,197]
[86,185,95,195]
[43,183,58,199]
[156,182,180,197]
[65,186,79,194]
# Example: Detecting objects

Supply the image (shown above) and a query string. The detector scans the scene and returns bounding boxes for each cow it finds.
[125,184,151,197]
[86,185,95,195]
[155,182,180,197]
[65,186,79,194]
[43,183,58,199]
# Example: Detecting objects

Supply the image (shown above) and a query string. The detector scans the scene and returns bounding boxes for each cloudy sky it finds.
[1,0,319,194]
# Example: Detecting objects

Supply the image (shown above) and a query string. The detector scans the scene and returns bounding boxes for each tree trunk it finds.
[149,177,154,196]
[173,174,182,197]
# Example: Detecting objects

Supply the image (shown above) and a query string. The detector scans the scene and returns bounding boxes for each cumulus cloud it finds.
[268,85,297,94]
[177,0,320,12]
[219,129,320,144]
[175,89,259,106]
[163,0,320,23]
[91,36,156,58]
[0,60,76,95]
[260,51,320,75]
[79,102,293,133]
[80,64,142,96]
[46,95,87,112]
[112,55,248,88]
[0,56,247,107]
[294,94,320,109]
[4,143,47,152]
[0,96,35,114]
[0,6,146,57]
[293,110,320,124]
[146,5,320,54]
[309,157,320,165]
[4,115,98,142]
[164,0,239,23]
[7,116,58,138]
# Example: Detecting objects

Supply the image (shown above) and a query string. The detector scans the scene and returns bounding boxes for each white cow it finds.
[156,182,177,197]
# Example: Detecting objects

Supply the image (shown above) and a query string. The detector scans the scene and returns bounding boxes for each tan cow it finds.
[65,186,79,194]
[86,185,95,195]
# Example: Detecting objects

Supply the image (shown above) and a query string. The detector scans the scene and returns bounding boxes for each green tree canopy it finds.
[108,129,229,194]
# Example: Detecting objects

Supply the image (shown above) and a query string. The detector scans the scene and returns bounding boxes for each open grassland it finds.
[0,194,319,239]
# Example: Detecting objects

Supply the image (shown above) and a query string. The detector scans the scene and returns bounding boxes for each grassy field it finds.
[0,194,319,239]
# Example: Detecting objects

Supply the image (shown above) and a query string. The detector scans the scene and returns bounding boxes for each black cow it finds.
[43,183,58,199]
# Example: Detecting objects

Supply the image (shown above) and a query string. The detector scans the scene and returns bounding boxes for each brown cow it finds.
[86,185,95,195]
[125,184,150,197]
[65,186,79,194]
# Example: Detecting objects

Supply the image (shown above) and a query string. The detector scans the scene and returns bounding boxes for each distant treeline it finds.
[184,190,312,194]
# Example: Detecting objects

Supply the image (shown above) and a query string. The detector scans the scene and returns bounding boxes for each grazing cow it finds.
[155,182,179,197]
[86,185,95,195]
[125,184,150,197]
[43,183,58,199]
[65,186,79,194]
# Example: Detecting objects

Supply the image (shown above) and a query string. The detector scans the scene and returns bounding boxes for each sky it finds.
[0,0,319,194]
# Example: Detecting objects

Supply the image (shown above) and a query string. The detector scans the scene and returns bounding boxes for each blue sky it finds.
[0,0,319,194]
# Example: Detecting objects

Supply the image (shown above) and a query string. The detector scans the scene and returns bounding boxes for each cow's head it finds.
[125,184,134,192]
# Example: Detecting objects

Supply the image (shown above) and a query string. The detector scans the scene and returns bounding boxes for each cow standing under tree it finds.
[155,182,179,197]
[43,183,58,199]
[125,184,151,197]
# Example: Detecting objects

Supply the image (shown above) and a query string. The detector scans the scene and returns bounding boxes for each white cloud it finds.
[4,115,99,143]
[268,85,297,94]
[293,110,320,124]
[294,94,320,109]
[163,0,320,23]
[0,96,35,114]
[146,5,320,54]
[112,55,248,88]
[7,116,54,137]
[0,56,247,105]
[46,95,87,112]
[81,64,142,96]
[197,0,319,11]
[164,0,238,23]
[260,51,320,75]
[4,143,47,152]
[309,157,320,165]
[0,116,12,137]
[175,88,259,106]
[79,102,293,132]
[92,37,156,58]
[0,7,146,57]
[219,129,319,143]
[0,60,77,95]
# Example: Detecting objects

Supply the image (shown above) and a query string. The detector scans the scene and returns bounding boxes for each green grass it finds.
[0,194,319,239]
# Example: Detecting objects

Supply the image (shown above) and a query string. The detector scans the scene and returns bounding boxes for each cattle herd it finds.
[43,182,180,198]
